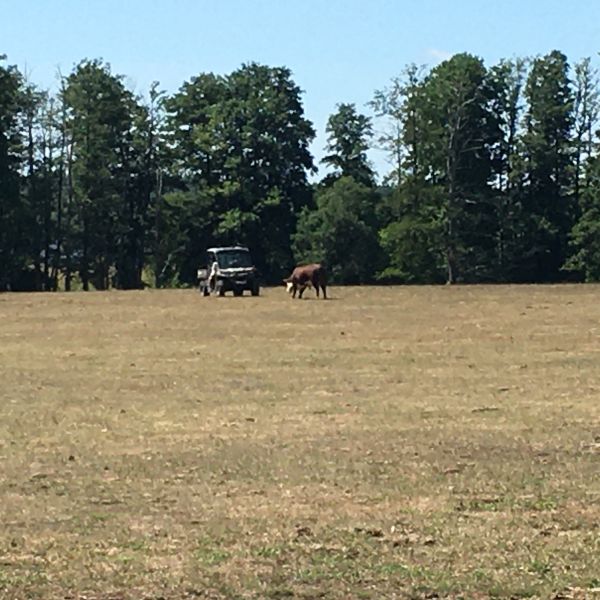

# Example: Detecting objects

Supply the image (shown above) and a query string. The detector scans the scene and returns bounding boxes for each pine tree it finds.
[520,51,574,281]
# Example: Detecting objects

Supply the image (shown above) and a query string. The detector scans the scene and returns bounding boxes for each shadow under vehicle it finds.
[197,246,260,297]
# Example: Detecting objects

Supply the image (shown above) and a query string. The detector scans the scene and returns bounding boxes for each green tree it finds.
[572,57,600,210]
[371,64,427,186]
[565,153,600,281]
[0,56,27,290]
[520,50,574,281]
[292,176,382,283]
[160,73,226,285]
[372,65,445,282]
[113,82,166,289]
[377,185,446,283]
[376,54,503,284]
[424,54,503,283]
[321,103,375,186]
[63,59,146,289]
[19,80,57,291]
[487,58,529,280]
[166,63,315,282]
[566,58,600,281]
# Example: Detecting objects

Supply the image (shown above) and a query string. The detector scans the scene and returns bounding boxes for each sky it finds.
[2,0,600,180]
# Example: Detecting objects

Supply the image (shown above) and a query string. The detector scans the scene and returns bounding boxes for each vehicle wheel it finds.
[251,284,260,296]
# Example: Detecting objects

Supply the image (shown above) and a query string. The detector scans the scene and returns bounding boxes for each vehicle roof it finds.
[207,246,249,253]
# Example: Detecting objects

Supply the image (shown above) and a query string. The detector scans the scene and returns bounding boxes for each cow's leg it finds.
[322,284,327,299]
[292,284,297,298]
[298,285,306,298]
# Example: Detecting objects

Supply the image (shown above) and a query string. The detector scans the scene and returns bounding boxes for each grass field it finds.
[1,285,599,599]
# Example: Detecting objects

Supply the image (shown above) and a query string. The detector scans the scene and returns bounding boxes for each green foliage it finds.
[63,59,150,289]
[377,186,445,283]
[371,64,427,186]
[424,54,503,282]
[0,56,27,290]
[292,177,383,283]
[165,62,315,282]
[519,51,575,282]
[3,50,600,290]
[322,103,375,187]
[566,155,600,281]
[373,54,503,283]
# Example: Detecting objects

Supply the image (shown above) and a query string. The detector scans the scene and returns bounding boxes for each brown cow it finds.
[283,263,327,299]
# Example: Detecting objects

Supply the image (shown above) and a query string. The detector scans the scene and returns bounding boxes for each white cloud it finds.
[425,48,454,63]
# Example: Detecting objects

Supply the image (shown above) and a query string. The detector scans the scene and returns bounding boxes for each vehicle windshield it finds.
[216,250,253,269]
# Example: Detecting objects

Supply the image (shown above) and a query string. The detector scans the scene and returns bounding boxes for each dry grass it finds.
[0,285,599,599]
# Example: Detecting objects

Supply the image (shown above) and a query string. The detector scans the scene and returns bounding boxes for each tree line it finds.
[1,50,600,291]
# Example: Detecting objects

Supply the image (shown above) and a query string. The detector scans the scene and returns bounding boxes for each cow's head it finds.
[283,280,295,294]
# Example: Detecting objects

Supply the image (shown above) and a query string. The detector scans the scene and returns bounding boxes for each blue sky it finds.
[3,0,600,179]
